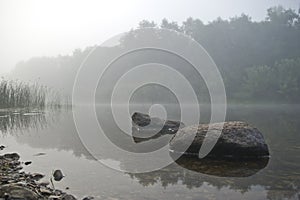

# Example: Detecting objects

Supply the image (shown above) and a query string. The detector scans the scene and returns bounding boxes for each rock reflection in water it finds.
[132,126,173,143]
[173,156,269,177]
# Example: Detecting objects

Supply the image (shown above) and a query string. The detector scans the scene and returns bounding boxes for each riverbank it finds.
[0,146,90,200]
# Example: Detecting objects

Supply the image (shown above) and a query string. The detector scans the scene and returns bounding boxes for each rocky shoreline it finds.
[0,147,92,200]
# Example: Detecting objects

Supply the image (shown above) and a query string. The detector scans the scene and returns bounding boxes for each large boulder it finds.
[169,121,269,158]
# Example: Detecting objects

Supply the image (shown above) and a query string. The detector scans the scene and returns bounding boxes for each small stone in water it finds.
[0,145,5,150]
[3,153,20,160]
[82,196,95,200]
[33,152,46,156]
[49,195,61,200]
[53,169,64,181]
[40,188,52,195]
[24,161,32,165]
[39,181,50,186]
[83,196,95,200]
[61,194,77,200]
[31,173,45,181]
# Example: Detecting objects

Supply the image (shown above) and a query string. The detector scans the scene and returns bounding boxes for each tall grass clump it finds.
[0,78,64,109]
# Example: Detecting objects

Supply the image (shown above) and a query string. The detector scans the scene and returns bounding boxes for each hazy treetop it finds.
[0,0,299,74]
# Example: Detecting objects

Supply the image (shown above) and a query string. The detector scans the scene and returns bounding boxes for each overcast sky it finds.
[0,0,299,74]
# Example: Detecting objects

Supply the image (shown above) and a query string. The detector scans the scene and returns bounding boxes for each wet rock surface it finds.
[0,152,79,200]
[170,121,269,158]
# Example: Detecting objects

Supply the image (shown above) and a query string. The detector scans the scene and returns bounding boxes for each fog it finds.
[0,0,299,74]
[1,1,300,199]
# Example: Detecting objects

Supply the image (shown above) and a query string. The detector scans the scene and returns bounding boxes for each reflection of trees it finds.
[127,156,299,199]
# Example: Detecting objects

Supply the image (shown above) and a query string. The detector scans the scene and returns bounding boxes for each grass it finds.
[0,78,64,109]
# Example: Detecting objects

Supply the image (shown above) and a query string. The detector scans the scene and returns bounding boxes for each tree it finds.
[160,18,182,32]
[266,6,299,26]
[138,20,157,28]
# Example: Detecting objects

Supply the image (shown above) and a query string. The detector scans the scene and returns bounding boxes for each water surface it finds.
[0,105,299,200]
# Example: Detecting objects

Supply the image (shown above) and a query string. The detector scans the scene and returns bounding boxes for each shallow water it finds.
[0,105,300,200]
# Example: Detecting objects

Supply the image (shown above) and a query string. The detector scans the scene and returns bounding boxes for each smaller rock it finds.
[40,188,53,195]
[3,153,20,160]
[62,194,77,200]
[14,166,23,171]
[33,153,46,156]
[0,185,39,200]
[0,145,5,150]
[132,112,185,135]
[39,181,50,187]
[132,112,151,126]
[49,195,61,200]
[24,161,32,165]
[83,196,94,200]
[53,170,64,181]
[31,173,45,181]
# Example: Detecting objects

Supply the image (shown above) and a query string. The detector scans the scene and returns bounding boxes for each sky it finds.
[0,0,299,74]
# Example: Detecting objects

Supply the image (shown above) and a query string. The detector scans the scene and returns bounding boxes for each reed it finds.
[0,78,64,109]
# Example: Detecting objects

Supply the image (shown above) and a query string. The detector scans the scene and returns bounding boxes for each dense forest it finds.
[11,6,300,103]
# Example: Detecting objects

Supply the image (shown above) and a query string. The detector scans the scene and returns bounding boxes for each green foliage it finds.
[243,58,300,102]
[266,6,300,26]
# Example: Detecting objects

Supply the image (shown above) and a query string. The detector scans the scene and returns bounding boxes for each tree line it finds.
[12,6,300,103]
